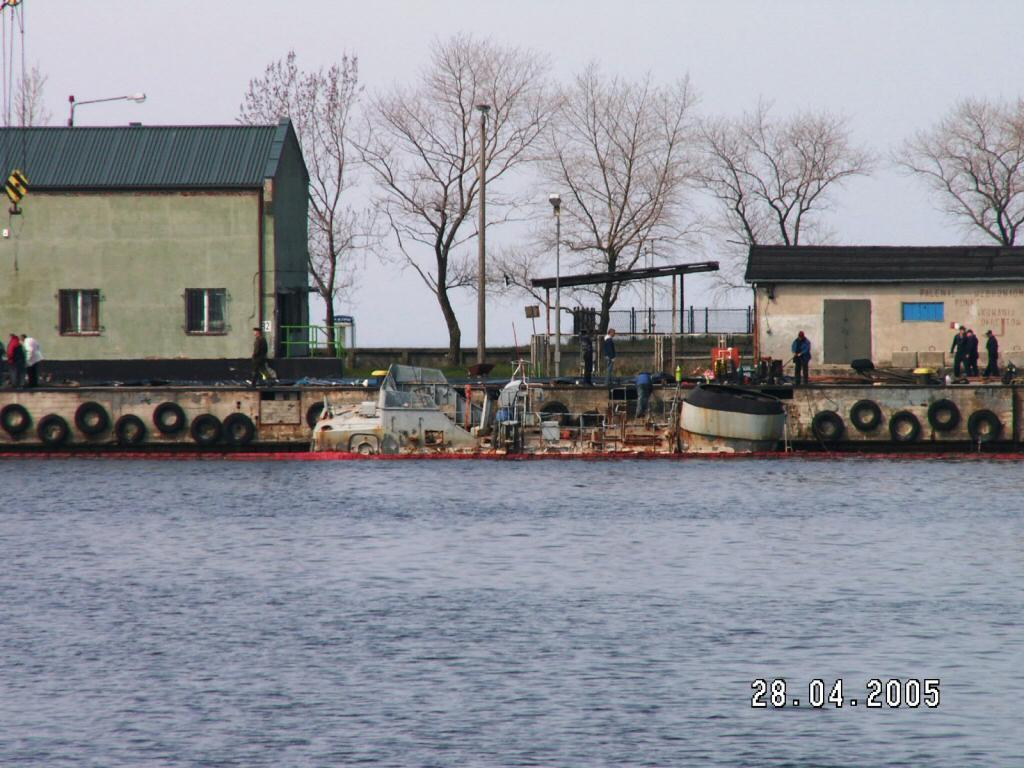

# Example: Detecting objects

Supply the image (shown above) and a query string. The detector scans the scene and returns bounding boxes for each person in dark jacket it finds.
[950,326,967,376]
[965,329,980,376]
[635,371,653,418]
[603,329,617,385]
[791,331,811,385]
[251,327,271,386]
[983,330,1000,377]
[580,333,594,386]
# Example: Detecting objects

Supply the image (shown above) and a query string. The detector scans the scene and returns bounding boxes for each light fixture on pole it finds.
[67,92,147,127]
[549,193,562,377]
[475,103,490,366]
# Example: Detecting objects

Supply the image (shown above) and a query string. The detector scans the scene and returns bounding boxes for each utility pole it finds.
[549,193,562,377]
[476,104,490,366]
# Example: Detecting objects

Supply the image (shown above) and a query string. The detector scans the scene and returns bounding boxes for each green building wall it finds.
[0,190,270,360]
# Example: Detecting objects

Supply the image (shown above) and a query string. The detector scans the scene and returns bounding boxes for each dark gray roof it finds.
[0,120,303,189]
[745,245,1024,283]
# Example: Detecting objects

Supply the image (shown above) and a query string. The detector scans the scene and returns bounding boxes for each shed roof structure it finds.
[745,245,1024,283]
[0,120,304,190]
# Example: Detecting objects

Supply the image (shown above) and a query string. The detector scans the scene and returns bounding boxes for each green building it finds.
[0,120,309,363]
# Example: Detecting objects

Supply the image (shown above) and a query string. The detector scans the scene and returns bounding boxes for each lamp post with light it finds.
[67,92,146,127]
[549,193,562,377]
[475,103,490,366]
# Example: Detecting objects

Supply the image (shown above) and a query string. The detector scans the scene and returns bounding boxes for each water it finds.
[1,458,1021,766]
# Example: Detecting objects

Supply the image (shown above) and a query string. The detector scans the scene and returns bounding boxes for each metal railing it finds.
[572,306,753,337]
[279,324,346,358]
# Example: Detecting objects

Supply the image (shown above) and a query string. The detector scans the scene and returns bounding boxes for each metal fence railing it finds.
[279,324,346,358]
[571,307,753,337]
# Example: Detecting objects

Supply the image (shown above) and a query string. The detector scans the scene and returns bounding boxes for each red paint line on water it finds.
[1,450,1023,462]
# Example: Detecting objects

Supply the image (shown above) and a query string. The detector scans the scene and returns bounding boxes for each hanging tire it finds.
[37,414,70,447]
[539,401,570,426]
[153,402,187,434]
[190,414,222,446]
[222,413,256,446]
[967,410,1002,443]
[114,414,147,446]
[926,399,961,432]
[74,401,110,435]
[849,399,882,432]
[811,410,845,442]
[306,402,325,428]
[0,403,31,435]
[889,411,921,443]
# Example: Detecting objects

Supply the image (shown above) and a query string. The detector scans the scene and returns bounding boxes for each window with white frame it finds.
[186,288,227,334]
[59,289,101,335]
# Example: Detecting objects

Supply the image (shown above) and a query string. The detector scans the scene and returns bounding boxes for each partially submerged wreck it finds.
[310,364,784,456]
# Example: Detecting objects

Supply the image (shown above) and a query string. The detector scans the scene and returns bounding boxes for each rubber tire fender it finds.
[849,399,882,432]
[926,399,961,432]
[190,414,223,446]
[306,402,325,428]
[811,410,845,442]
[889,411,922,443]
[153,402,188,434]
[114,414,147,446]
[967,409,1002,443]
[37,414,70,447]
[222,413,256,446]
[539,401,570,427]
[75,401,110,435]
[0,403,31,435]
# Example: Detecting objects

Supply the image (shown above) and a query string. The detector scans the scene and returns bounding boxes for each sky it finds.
[23,0,1024,347]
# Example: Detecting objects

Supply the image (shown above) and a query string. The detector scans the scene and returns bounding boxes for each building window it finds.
[901,302,944,322]
[186,288,227,334]
[59,289,101,334]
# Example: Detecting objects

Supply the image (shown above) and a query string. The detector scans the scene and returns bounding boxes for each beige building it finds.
[745,246,1024,369]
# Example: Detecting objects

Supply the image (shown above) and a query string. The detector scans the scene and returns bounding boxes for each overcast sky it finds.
[26,1,1024,346]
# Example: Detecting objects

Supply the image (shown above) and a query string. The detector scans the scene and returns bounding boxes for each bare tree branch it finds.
[9,64,50,126]
[357,34,552,362]
[896,97,1024,245]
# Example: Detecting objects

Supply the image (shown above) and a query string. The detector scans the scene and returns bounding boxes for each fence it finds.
[572,307,753,337]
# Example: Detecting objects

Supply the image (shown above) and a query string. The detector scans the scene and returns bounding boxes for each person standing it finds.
[580,333,594,386]
[983,330,1000,377]
[21,334,42,387]
[791,331,811,386]
[7,334,25,388]
[965,329,980,376]
[251,327,270,386]
[635,370,653,418]
[950,325,967,377]
[603,329,617,385]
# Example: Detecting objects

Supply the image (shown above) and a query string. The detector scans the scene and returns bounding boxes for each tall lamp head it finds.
[549,193,561,215]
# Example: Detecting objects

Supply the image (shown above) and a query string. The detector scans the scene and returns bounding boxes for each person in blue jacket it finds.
[791,330,811,385]
[635,370,653,418]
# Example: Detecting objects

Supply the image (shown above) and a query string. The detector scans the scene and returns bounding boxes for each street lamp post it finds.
[475,103,490,366]
[549,193,562,377]
[67,92,146,127]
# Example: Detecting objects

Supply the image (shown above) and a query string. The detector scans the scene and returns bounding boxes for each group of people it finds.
[0,334,42,388]
[951,325,999,378]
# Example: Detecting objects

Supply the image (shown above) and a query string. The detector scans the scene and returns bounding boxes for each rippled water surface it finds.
[1,458,1022,766]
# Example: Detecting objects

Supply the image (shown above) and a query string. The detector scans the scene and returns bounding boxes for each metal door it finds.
[823,299,871,363]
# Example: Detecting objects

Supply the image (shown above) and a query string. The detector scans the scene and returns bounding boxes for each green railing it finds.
[279,324,346,358]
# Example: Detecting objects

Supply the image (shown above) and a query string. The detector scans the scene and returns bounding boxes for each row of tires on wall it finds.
[811,399,1003,445]
[0,401,257,448]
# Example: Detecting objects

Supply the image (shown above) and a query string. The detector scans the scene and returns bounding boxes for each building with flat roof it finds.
[0,120,309,363]
[745,245,1024,368]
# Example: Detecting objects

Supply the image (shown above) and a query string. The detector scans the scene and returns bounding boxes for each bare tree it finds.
[896,97,1024,245]
[7,64,49,126]
[536,66,701,333]
[358,34,551,363]
[240,50,372,352]
[699,102,872,289]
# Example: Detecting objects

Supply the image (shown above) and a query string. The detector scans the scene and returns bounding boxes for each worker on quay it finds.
[251,327,271,386]
[951,325,967,377]
[965,329,980,376]
[580,333,594,386]
[984,330,1000,377]
[635,370,653,419]
[791,330,811,386]
[603,328,617,385]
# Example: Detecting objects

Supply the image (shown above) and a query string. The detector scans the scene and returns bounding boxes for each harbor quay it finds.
[0,379,1018,453]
